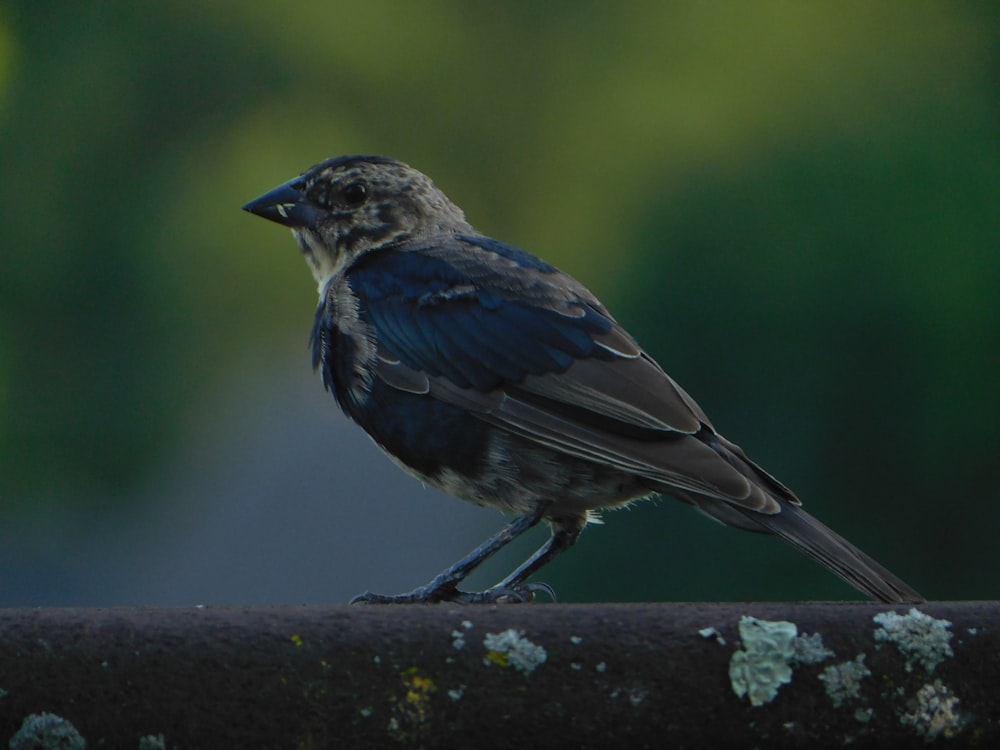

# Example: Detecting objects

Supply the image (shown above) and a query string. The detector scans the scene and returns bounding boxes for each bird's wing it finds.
[347,236,791,513]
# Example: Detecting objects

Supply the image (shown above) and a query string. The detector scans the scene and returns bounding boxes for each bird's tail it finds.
[663,430,924,603]
[729,500,924,603]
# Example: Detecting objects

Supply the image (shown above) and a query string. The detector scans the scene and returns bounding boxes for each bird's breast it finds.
[312,281,378,411]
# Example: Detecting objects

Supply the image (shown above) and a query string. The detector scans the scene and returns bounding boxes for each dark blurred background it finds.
[0,2,997,606]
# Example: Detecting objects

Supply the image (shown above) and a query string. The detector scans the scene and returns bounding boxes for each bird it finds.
[243,155,923,604]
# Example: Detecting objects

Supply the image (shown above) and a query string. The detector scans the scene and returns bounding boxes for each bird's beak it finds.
[243,180,325,229]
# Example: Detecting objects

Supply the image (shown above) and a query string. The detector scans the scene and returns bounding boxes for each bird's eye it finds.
[342,181,368,206]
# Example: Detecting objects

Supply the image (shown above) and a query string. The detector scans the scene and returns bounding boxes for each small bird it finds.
[244,155,923,604]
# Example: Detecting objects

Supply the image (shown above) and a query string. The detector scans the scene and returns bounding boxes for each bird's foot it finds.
[461,581,557,604]
[349,587,448,605]
[350,580,556,605]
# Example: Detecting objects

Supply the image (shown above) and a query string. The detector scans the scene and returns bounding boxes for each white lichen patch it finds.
[447,685,466,702]
[595,661,607,673]
[792,632,834,665]
[451,619,474,650]
[900,679,962,740]
[483,629,547,674]
[627,687,648,707]
[729,616,798,707]
[611,685,648,707]
[570,635,583,645]
[819,654,871,707]
[873,609,953,673]
[699,626,727,646]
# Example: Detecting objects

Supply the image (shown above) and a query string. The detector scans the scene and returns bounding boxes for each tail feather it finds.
[735,501,924,603]
[665,432,924,603]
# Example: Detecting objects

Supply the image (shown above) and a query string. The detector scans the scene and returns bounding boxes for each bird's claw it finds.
[349,580,556,605]
[463,581,557,603]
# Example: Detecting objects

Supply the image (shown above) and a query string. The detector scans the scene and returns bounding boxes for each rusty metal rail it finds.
[0,602,994,748]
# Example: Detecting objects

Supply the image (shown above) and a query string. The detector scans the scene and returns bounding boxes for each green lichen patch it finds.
[729,616,799,707]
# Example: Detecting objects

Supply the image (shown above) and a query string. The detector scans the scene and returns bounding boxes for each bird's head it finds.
[244,155,471,288]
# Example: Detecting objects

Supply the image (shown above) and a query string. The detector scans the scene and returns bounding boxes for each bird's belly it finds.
[394,438,652,519]
[346,384,651,518]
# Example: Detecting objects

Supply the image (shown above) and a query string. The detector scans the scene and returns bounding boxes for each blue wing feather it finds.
[348,239,611,390]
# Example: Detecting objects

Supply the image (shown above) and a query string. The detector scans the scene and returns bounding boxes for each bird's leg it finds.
[350,507,546,604]
[464,515,585,603]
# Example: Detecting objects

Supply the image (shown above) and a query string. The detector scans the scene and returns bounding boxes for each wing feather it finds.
[349,237,782,513]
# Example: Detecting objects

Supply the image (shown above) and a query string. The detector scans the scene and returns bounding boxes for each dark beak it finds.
[243,180,324,229]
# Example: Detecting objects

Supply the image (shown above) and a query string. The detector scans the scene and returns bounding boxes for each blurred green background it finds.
[0,2,997,605]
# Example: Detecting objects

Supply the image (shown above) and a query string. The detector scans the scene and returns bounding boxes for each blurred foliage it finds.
[0,1,997,600]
